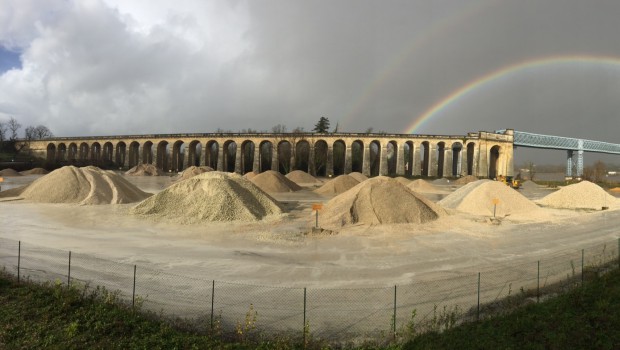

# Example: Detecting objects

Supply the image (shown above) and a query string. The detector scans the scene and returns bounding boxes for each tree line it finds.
[0,117,53,157]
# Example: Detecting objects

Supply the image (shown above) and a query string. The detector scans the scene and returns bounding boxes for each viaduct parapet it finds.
[25,130,515,178]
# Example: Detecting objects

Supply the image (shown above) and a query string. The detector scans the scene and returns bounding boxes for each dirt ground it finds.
[1,173,619,288]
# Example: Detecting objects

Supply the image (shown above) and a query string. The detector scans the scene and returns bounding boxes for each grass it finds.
[1,266,620,349]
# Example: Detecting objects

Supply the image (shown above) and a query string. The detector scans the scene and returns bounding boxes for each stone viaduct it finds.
[25,129,515,179]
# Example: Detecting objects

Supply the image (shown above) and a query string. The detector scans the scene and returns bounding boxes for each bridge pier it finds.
[566,150,573,178]
[577,140,584,178]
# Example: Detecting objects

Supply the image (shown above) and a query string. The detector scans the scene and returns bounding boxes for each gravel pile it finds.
[175,166,213,181]
[131,172,282,223]
[408,179,439,192]
[454,175,477,185]
[519,180,539,190]
[17,166,151,204]
[0,168,22,177]
[348,172,368,182]
[125,164,165,176]
[314,175,360,195]
[321,177,445,227]
[20,168,49,175]
[538,181,618,210]
[250,170,302,192]
[439,179,539,216]
[286,170,321,184]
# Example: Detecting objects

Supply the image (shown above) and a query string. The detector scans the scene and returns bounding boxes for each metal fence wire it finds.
[0,236,618,342]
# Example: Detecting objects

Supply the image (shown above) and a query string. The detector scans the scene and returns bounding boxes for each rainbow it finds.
[405,54,620,134]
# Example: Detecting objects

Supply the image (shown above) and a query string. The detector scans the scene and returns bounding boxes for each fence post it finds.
[303,287,307,348]
[476,272,481,321]
[67,251,72,287]
[537,260,540,303]
[132,265,137,309]
[393,285,397,340]
[581,249,584,284]
[211,280,215,331]
[17,241,21,284]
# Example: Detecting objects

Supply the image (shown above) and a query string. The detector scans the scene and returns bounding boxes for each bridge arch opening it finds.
[277,140,292,174]
[188,140,201,167]
[171,140,185,172]
[241,140,255,174]
[223,140,237,173]
[56,143,67,162]
[489,145,501,179]
[420,141,430,177]
[259,141,273,172]
[436,142,446,178]
[369,140,381,177]
[351,140,364,174]
[102,142,114,166]
[333,140,346,176]
[404,141,414,176]
[128,142,140,167]
[46,143,56,163]
[205,141,219,170]
[295,140,310,173]
[451,142,463,177]
[79,143,89,161]
[115,142,126,168]
[387,141,397,176]
[90,142,101,164]
[314,140,328,177]
[68,143,78,163]
[156,141,170,171]
[466,142,475,176]
[142,141,153,165]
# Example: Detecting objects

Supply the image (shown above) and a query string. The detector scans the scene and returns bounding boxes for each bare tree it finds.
[593,160,607,183]
[33,125,53,139]
[0,120,6,148]
[8,117,21,141]
[271,124,287,134]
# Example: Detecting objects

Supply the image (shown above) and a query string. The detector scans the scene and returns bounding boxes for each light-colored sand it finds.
[439,180,540,217]
[17,166,151,205]
[454,175,477,185]
[0,168,22,177]
[519,180,539,190]
[132,171,282,224]
[19,168,49,175]
[609,187,620,193]
[394,177,411,185]
[243,171,259,180]
[408,179,439,192]
[175,166,213,181]
[125,164,166,176]
[538,181,618,210]
[314,175,360,195]
[321,177,445,227]
[285,170,321,184]
[250,170,302,192]
[348,172,368,182]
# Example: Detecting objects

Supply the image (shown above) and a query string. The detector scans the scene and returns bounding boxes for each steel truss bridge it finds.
[497,130,620,177]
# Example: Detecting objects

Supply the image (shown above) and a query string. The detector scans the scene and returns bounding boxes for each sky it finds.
[1,0,620,165]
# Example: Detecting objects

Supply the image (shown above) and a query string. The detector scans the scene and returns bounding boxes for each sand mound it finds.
[609,187,620,193]
[20,168,49,175]
[176,166,213,181]
[243,171,259,180]
[348,172,368,182]
[439,180,539,217]
[538,181,618,210]
[520,180,539,190]
[0,168,22,177]
[250,170,302,192]
[125,164,165,176]
[432,178,450,185]
[286,170,321,184]
[322,177,445,227]
[454,175,477,185]
[0,185,28,198]
[314,175,360,195]
[17,166,151,205]
[394,177,411,185]
[132,172,282,223]
[408,179,439,192]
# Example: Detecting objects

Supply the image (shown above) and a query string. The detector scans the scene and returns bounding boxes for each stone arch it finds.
[90,142,101,163]
[223,140,237,173]
[351,140,364,174]
[387,140,398,176]
[142,141,153,165]
[313,140,328,177]
[156,141,169,171]
[333,140,346,176]
[259,141,273,172]
[295,140,311,173]
[436,142,446,178]
[171,140,185,172]
[68,143,78,162]
[241,140,255,174]
[369,140,381,177]
[102,142,114,165]
[466,142,475,176]
[56,143,67,162]
[404,141,414,176]
[128,141,140,167]
[205,140,219,170]
[46,143,56,163]
[489,145,502,179]
[451,142,463,177]
[188,140,201,167]
[420,141,430,177]
[115,142,127,168]
[277,140,292,174]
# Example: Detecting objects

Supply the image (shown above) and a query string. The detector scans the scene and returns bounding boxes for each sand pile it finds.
[408,179,439,192]
[609,187,620,193]
[520,180,539,190]
[285,170,321,184]
[175,166,213,181]
[321,177,445,227]
[0,168,22,177]
[125,164,165,176]
[394,177,411,185]
[131,172,282,223]
[454,175,477,185]
[432,178,451,185]
[243,171,259,180]
[348,172,368,182]
[250,170,302,192]
[20,168,49,175]
[15,166,151,204]
[314,175,360,195]
[538,181,618,210]
[439,180,539,217]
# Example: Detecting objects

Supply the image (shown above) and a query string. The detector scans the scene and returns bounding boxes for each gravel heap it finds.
[285,170,321,184]
[175,166,213,181]
[314,175,360,195]
[125,164,165,176]
[439,179,539,216]
[131,172,282,223]
[16,166,151,204]
[250,170,302,192]
[454,175,477,185]
[0,168,22,177]
[20,168,49,175]
[348,172,368,182]
[519,180,539,190]
[538,181,618,210]
[408,179,439,192]
[321,177,445,227]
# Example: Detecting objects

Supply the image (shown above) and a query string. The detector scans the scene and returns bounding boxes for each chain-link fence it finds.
[0,236,618,343]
